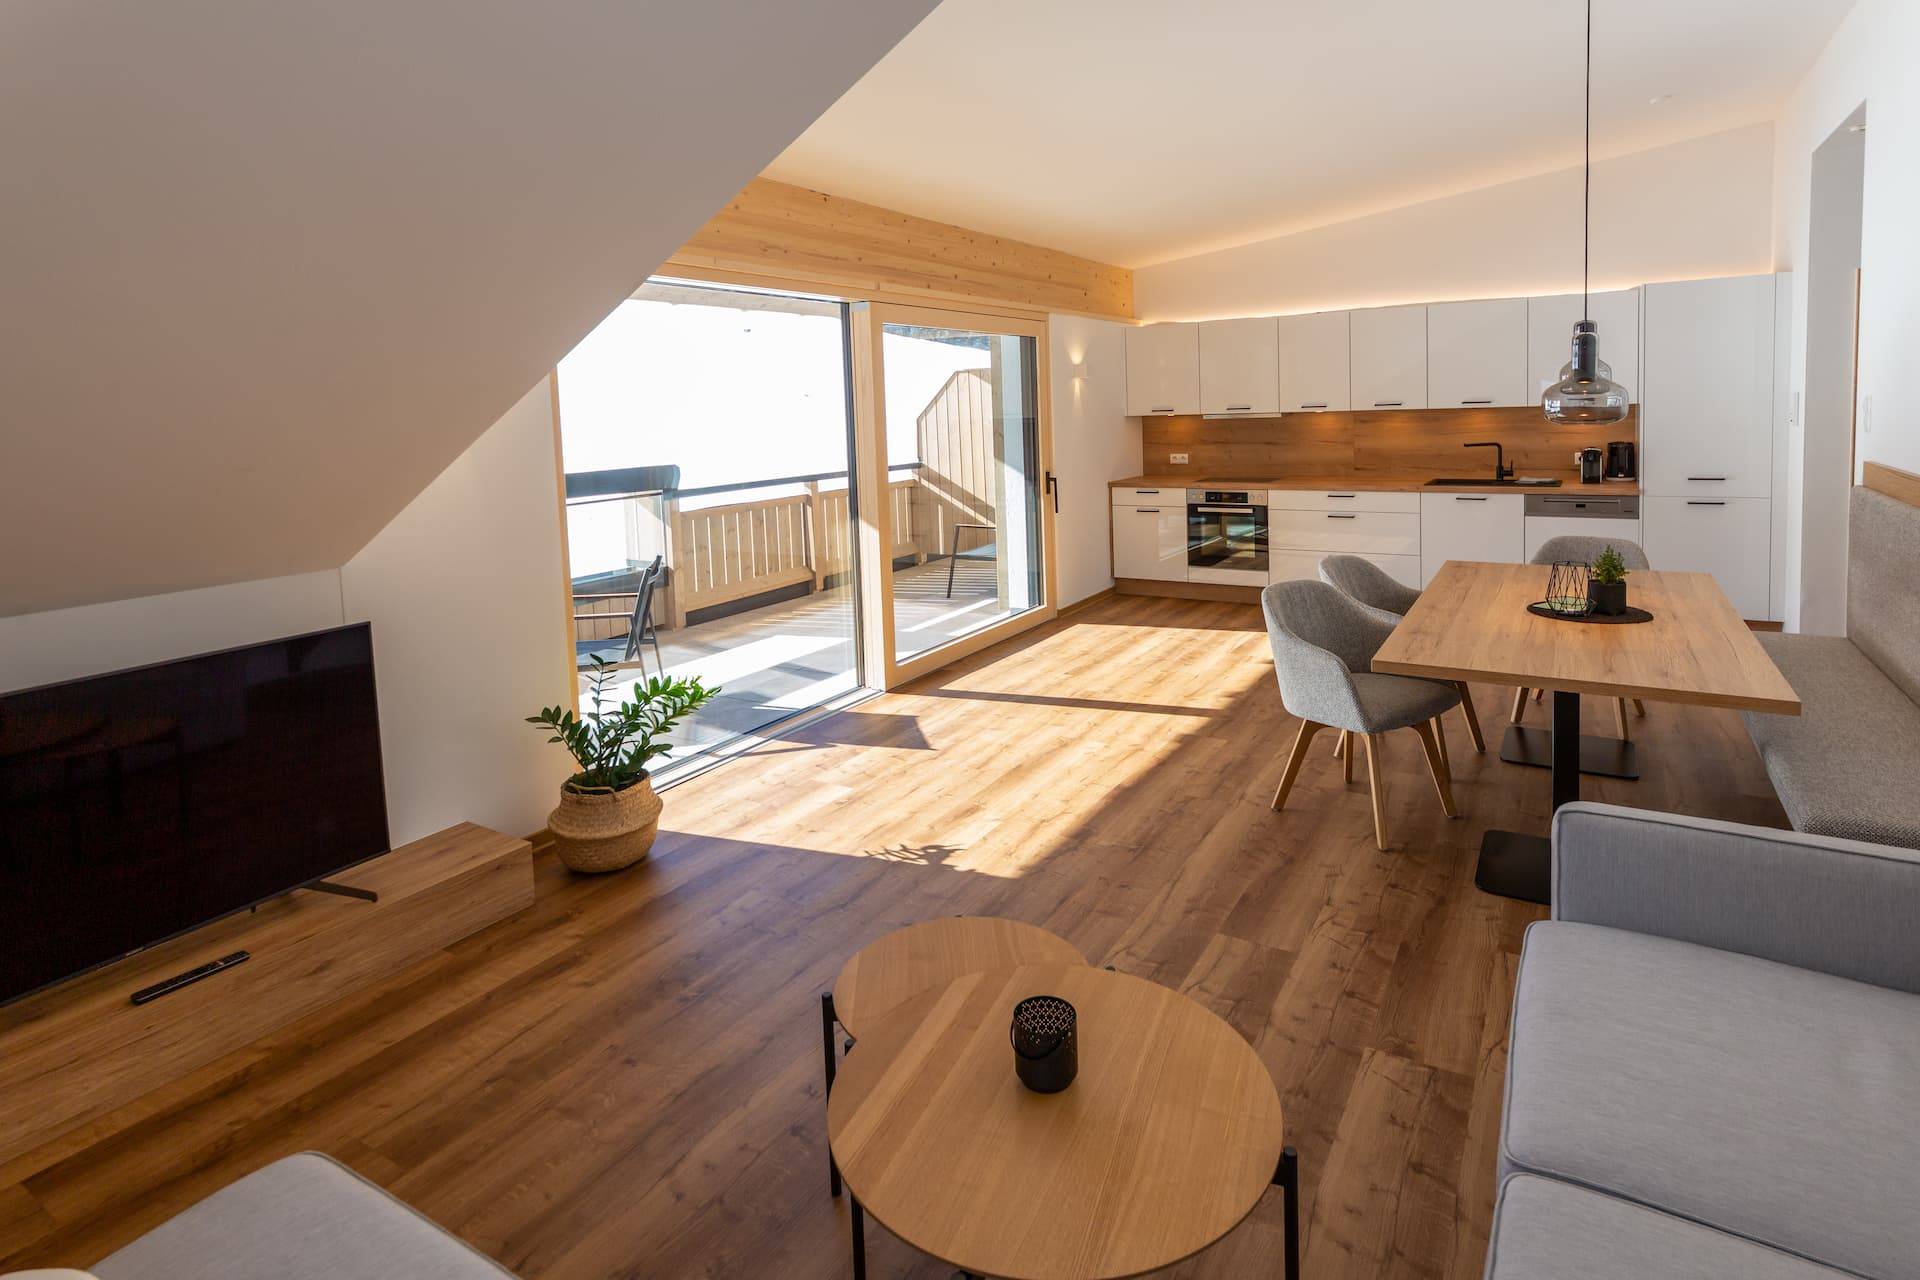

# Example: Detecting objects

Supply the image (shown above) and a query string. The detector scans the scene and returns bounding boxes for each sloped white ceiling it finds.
[0,0,938,616]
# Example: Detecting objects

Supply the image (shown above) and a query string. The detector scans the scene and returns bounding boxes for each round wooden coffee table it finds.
[820,917,1087,1201]
[827,963,1297,1280]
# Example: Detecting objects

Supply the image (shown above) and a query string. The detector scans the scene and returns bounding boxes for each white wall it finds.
[1049,316,1139,607]
[0,571,345,694]
[341,379,575,846]
[1773,0,1920,611]
[1134,125,1776,321]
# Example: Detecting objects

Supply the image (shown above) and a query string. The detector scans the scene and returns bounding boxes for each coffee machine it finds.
[1574,447,1605,484]
[1604,440,1637,482]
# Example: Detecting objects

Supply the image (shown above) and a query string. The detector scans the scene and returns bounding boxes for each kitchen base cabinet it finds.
[1643,496,1771,620]
[1271,549,1420,590]
[1111,503,1189,582]
[1419,493,1524,586]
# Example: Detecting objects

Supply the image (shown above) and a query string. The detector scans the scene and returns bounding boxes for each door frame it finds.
[850,301,1058,690]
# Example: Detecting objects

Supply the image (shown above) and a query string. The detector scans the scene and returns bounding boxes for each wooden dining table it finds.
[1373,561,1801,904]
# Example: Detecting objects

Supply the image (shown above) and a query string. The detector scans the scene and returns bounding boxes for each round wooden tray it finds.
[827,963,1284,1280]
[1527,602,1655,625]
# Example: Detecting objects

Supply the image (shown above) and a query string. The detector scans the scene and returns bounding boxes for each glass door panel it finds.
[879,321,1045,665]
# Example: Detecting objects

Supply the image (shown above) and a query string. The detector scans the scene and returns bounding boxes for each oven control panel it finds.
[1187,490,1269,505]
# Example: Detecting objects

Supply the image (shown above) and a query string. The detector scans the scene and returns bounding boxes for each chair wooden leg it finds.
[1411,720,1458,818]
[1363,733,1389,850]
[1509,686,1530,724]
[1534,687,1544,703]
[1633,698,1647,717]
[1613,697,1631,741]
[1272,721,1324,812]
[1455,682,1486,752]
[1432,714,1450,774]
[1342,730,1355,783]
[1332,729,1347,760]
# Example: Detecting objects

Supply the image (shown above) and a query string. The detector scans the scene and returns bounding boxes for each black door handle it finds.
[1045,471,1059,514]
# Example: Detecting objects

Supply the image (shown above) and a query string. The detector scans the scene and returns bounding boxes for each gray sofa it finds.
[65,1153,515,1280]
[1742,485,1920,848]
[1486,802,1920,1279]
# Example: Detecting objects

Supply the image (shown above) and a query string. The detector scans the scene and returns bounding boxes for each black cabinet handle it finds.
[1135,508,1161,514]
[1326,493,1356,499]
[1136,489,1160,494]
[1455,496,1489,502]
[1326,513,1357,520]
[1226,404,1253,411]
[1461,399,1494,405]
[1374,401,1404,408]
[1687,501,1727,507]
[1300,402,1329,410]
[1152,407,1176,414]
[1687,476,1728,482]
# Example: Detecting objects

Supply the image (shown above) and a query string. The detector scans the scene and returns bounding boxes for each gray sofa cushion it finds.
[1502,922,1920,1280]
[1742,631,1920,848]
[93,1153,515,1280]
[1849,485,1920,706]
[1485,1175,1853,1279]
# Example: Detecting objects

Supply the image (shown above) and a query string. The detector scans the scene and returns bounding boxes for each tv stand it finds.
[301,878,379,903]
[0,822,533,1168]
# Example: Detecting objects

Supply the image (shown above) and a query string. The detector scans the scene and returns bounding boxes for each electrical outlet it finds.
[1169,452,1190,465]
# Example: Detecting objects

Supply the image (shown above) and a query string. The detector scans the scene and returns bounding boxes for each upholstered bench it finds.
[19,1153,516,1280]
[1743,484,1920,849]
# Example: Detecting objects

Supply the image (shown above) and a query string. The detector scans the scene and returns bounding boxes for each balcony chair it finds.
[1316,554,1487,764]
[620,555,667,676]
[1262,580,1462,851]
[1514,536,1651,738]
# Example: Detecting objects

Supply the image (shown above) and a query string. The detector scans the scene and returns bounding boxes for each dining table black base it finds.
[1476,689,1582,906]
[1499,724,1640,780]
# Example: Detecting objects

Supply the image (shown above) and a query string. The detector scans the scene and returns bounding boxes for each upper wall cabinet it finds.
[1198,317,1280,416]
[1349,305,1428,410]
[1276,312,1351,412]
[1125,323,1201,416]
[1528,288,1640,405]
[1427,298,1528,408]
[1640,275,1776,498]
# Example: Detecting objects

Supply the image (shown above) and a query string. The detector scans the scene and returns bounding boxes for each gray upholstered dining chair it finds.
[1515,536,1653,737]
[1262,580,1462,850]
[1317,555,1487,759]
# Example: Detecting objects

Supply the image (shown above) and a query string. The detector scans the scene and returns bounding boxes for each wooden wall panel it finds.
[1142,407,1638,483]
[666,179,1133,320]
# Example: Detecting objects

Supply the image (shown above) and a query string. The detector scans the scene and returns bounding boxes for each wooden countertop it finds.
[1111,472,1640,497]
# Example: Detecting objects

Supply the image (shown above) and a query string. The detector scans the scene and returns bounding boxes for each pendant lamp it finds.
[1543,0,1629,425]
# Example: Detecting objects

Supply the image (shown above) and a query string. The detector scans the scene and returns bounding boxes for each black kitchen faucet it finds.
[1463,441,1514,481]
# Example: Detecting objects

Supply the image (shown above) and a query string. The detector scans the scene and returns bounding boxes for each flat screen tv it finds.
[0,623,390,1005]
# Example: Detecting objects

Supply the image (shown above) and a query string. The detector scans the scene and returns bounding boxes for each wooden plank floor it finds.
[0,594,1789,1278]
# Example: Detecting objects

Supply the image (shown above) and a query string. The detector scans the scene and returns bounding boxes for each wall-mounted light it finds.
[1069,357,1093,381]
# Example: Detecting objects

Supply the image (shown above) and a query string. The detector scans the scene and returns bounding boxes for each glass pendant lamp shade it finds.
[1543,321,1628,424]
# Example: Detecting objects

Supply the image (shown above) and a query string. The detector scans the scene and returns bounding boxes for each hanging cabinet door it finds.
[1349,305,1429,410]
[1277,311,1351,412]
[1198,317,1280,416]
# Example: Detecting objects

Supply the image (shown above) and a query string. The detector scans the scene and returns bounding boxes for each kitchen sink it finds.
[1423,477,1562,487]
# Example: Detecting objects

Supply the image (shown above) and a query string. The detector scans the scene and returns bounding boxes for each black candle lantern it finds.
[1542,561,1593,617]
[1010,995,1077,1093]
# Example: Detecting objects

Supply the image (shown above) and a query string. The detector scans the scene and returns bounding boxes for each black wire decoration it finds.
[1540,560,1593,617]
[1010,995,1078,1093]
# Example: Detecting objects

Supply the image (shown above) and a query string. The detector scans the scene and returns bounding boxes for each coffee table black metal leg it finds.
[1476,690,1580,905]
[1274,1144,1301,1280]
[851,1194,867,1280]
[822,993,841,1197]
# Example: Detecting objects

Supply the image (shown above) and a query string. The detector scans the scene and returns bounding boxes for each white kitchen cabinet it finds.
[1276,311,1351,412]
[1198,317,1280,416]
[1643,495,1772,620]
[1419,492,1524,585]
[1124,323,1201,416]
[1427,299,1529,408]
[1267,489,1420,514]
[1640,275,1776,498]
[1349,305,1428,410]
[1111,484,1180,506]
[1268,509,1420,557]
[1271,549,1421,589]
[1111,502,1189,582]
[1528,288,1640,404]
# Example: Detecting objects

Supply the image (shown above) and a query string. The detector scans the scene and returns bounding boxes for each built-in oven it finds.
[1187,489,1269,584]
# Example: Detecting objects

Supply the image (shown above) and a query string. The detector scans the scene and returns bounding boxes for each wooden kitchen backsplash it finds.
[1141,406,1637,479]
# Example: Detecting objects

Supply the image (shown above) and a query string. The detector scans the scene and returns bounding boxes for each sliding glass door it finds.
[856,304,1056,684]
[555,280,861,765]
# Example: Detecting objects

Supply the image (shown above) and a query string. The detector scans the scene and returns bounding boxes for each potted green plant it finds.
[1588,545,1630,616]
[527,656,718,873]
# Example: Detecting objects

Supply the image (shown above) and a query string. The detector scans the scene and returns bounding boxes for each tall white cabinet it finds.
[1639,273,1781,620]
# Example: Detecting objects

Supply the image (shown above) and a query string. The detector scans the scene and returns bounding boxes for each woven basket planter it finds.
[548,775,663,874]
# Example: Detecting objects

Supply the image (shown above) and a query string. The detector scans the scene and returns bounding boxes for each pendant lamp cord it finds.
[1583,0,1592,323]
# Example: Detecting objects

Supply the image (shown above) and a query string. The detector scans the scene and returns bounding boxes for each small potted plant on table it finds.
[1588,545,1630,616]
[527,656,718,873]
